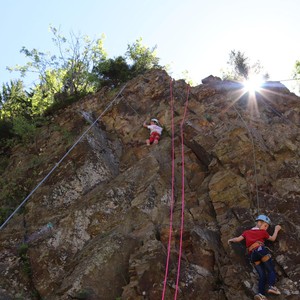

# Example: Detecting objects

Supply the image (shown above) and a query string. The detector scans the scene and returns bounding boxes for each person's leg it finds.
[263,257,276,287]
[262,257,280,294]
[153,132,160,144]
[147,133,154,145]
[254,263,267,295]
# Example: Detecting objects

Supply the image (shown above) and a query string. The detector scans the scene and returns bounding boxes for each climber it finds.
[143,118,163,146]
[228,215,282,300]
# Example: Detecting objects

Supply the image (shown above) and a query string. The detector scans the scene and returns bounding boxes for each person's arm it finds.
[228,235,244,245]
[268,225,281,241]
[143,122,149,128]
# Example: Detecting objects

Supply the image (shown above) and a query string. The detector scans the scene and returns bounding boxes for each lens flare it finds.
[243,77,264,93]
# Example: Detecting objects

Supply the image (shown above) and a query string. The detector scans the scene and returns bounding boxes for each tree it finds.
[6,28,163,116]
[7,26,107,115]
[228,50,249,80]
[223,50,268,81]
[292,60,300,93]
[11,115,37,144]
[92,38,161,88]
[0,80,31,119]
[93,56,131,87]
[181,70,194,86]
[125,37,160,77]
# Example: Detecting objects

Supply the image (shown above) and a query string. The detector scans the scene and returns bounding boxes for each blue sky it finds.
[1,0,300,92]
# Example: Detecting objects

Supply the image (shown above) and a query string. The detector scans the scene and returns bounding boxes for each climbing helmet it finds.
[151,118,159,125]
[255,214,271,225]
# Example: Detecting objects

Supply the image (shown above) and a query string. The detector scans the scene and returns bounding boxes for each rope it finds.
[232,105,260,214]
[273,77,300,82]
[161,82,190,299]
[120,94,141,116]
[262,100,299,127]
[0,84,127,230]
[162,79,175,300]
[174,84,190,300]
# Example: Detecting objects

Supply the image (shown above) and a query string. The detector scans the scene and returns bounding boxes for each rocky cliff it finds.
[0,69,299,299]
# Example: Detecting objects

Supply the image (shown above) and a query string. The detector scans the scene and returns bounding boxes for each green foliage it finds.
[93,56,131,87]
[222,50,268,81]
[18,242,29,256]
[126,37,160,77]
[0,80,31,119]
[12,116,37,144]
[181,70,195,86]
[0,154,9,173]
[93,38,161,88]
[18,243,32,276]
[0,118,13,141]
[6,26,107,116]
[0,176,27,208]
[228,50,249,80]
[293,60,300,75]
[44,92,82,116]
[292,60,300,93]
[3,27,162,121]
[0,207,13,225]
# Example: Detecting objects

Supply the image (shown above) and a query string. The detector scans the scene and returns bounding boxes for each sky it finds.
[1,0,300,93]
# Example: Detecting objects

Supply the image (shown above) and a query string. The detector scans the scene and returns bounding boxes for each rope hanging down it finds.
[0,84,127,230]
[161,81,190,300]
[175,84,190,300]
[162,79,176,300]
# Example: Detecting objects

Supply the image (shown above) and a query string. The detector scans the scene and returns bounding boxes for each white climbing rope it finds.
[0,84,127,230]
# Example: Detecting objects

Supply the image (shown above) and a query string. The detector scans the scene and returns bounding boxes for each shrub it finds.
[12,116,37,144]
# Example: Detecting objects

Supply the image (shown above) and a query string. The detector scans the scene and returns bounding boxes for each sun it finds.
[243,77,264,94]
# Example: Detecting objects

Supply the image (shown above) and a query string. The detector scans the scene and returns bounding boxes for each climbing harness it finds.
[252,253,272,265]
[161,79,190,300]
[247,241,264,253]
[0,84,127,230]
[249,243,272,266]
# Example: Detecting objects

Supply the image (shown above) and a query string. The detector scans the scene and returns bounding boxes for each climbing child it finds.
[228,215,282,300]
[143,118,163,146]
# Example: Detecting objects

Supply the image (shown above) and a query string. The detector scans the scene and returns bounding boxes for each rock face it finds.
[0,69,300,299]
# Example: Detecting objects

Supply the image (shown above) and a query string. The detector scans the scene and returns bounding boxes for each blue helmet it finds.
[255,214,271,225]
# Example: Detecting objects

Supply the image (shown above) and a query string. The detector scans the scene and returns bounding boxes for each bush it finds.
[44,92,83,116]
[0,119,13,141]
[12,116,37,144]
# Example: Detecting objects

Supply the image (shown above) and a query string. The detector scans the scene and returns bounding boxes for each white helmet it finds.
[151,118,159,124]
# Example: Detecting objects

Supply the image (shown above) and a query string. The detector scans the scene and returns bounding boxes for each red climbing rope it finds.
[162,81,190,300]
[162,80,190,300]
[174,85,190,300]
[162,79,175,300]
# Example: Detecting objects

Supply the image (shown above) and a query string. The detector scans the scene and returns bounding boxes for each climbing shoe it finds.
[267,286,281,295]
[254,294,268,300]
